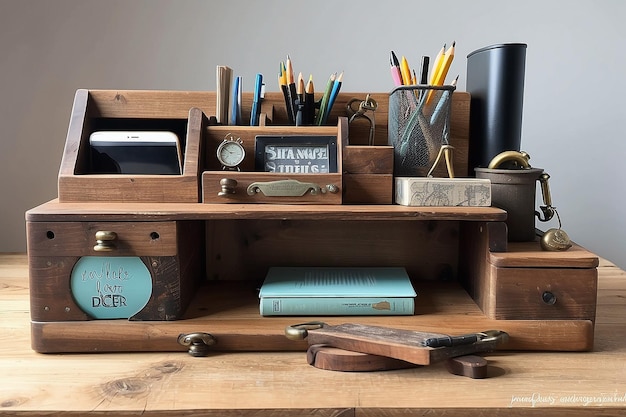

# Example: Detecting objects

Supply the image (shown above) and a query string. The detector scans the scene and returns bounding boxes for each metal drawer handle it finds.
[247,179,339,197]
[94,231,117,252]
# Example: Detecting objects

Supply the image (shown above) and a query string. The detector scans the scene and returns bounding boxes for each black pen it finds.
[304,74,315,125]
[295,73,305,126]
[420,55,430,85]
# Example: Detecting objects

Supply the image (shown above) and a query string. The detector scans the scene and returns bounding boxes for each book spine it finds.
[260,297,415,316]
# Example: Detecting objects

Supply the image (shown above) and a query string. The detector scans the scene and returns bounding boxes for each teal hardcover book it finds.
[259,267,417,316]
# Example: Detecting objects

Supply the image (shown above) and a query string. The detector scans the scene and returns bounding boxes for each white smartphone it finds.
[89,131,182,175]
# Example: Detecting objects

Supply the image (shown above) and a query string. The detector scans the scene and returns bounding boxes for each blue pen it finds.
[429,75,458,125]
[250,73,263,126]
[230,76,240,126]
[236,76,242,125]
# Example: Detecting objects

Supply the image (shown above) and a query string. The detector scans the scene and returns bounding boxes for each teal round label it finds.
[70,256,152,319]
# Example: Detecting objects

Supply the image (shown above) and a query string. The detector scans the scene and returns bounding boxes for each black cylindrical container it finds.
[466,43,527,174]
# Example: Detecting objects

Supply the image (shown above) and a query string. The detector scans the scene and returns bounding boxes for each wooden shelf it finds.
[27,200,507,222]
[31,279,594,354]
[27,198,597,354]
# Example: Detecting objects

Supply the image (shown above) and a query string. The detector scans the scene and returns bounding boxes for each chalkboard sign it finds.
[254,135,338,173]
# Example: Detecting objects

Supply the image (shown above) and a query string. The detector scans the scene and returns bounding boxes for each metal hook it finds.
[285,321,327,340]
[426,144,455,178]
[347,95,378,145]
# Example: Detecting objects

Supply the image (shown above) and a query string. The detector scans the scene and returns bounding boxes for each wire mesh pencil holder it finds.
[388,85,455,177]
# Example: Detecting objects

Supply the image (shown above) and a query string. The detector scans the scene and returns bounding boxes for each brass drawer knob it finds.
[94,231,117,252]
[218,178,238,196]
[178,332,217,357]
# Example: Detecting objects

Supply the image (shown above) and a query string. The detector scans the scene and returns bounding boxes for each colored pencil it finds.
[390,51,403,86]
[322,71,343,125]
[316,72,336,125]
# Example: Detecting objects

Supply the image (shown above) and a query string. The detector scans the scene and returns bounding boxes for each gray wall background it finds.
[1,0,625,269]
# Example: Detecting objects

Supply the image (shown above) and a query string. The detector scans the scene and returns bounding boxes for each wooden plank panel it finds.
[343,173,393,204]
[26,200,508,222]
[490,241,600,268]
[204,219,459,282]
[27,221,178,257]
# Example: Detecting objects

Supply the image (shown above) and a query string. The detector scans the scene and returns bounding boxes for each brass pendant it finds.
[540,209,572,251]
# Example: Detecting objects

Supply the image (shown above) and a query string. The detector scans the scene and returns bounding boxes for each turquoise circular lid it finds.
[70,256,152,319]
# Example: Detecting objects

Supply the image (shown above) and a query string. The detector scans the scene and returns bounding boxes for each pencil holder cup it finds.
[388,85,455,177]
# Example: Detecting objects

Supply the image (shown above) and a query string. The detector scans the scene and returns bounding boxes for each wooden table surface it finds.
[1,253,625,416]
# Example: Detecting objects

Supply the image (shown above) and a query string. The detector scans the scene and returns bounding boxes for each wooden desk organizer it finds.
[57,89,471,205]
[201,119,346,204]
[26,88,599,354]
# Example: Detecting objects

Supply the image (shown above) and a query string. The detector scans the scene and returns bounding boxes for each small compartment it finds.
[459,222,599,321]
[202,119,346,204]
[27,220,204,322]
[83,118,187,176]
[342,145,394,204]
[58,89,210,203]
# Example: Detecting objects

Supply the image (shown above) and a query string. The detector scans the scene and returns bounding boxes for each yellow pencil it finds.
[297,72,304,101]
[400,56,412,86]
[432,41,455,86]
[429,44,446,86]
[285,55,295,84]
[427,42,455,104]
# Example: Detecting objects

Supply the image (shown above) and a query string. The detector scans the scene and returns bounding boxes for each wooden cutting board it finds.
[306,344,417,371]
[306,344,490,378]
[292,323,505,366]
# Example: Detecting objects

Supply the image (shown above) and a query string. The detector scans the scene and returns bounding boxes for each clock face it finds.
[217,140,245,167]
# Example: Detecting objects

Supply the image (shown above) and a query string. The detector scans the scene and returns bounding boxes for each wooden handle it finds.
[446,355,489,379]
[307,344,416,372]
[304,323,503,365]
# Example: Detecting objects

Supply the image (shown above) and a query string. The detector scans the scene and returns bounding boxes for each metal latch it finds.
[177,332,217,357]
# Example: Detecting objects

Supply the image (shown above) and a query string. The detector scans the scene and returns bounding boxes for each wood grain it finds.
[1,253,625,415]
[26,200,507,222]
[306,344,416,372]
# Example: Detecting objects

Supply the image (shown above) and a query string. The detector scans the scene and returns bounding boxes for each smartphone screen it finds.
[89,131,182,175]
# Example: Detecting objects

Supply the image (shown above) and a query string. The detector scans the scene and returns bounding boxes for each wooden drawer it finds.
[484,265,597,320]
[460,223,598,321]
[27,221,178,257]
[27,220,204,323]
